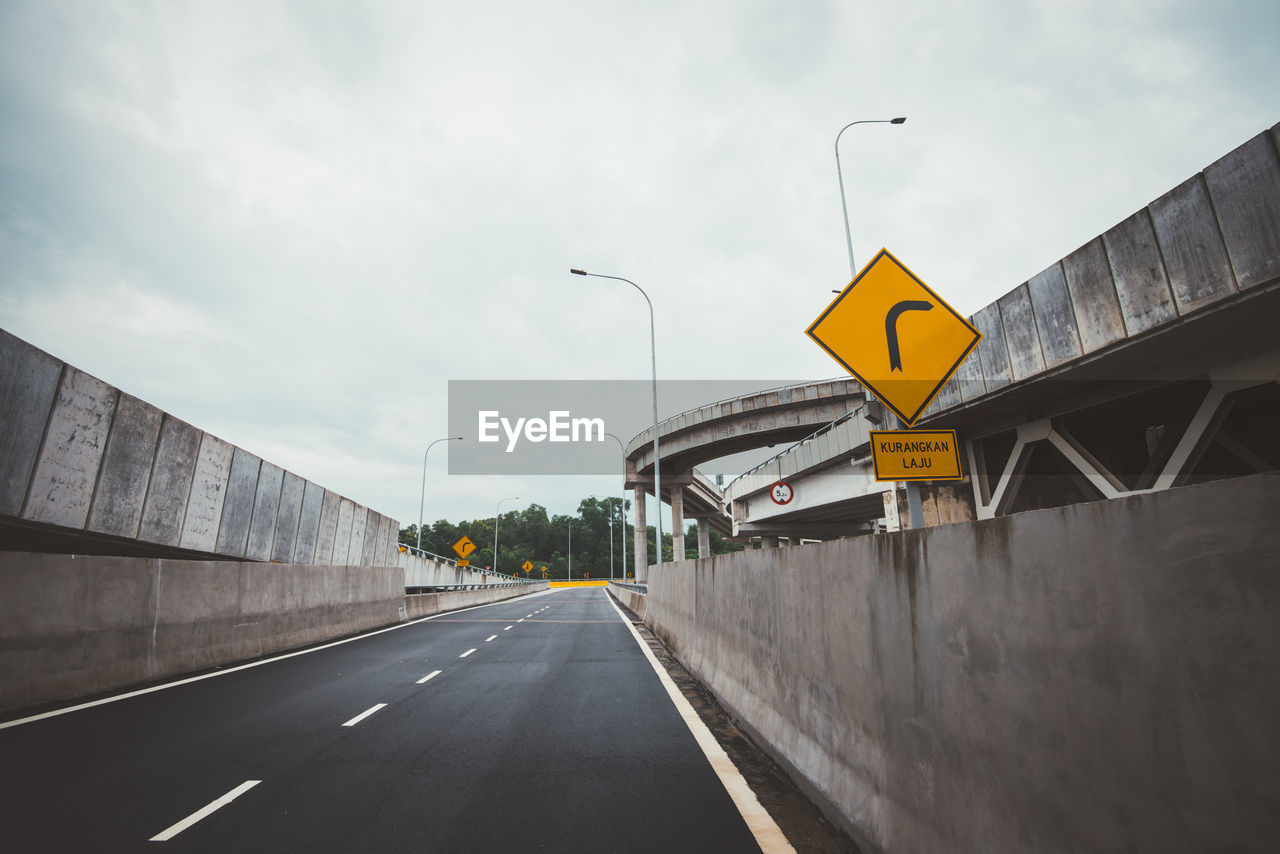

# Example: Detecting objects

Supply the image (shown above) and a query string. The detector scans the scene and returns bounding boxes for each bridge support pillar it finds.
[633,486,648,581]
[697,518,710,559]
[762,535,780,549]
[670,488,685,561]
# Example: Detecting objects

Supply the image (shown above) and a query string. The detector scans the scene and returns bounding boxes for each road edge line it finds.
[603,590,796,854]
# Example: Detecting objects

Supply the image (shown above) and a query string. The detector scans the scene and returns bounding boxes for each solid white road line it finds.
[149,779,261,842]
[416,670,443,684]
[485,634,497,642]
[459,649,476,658]
[342,703,387,727]
[603,592,796,854]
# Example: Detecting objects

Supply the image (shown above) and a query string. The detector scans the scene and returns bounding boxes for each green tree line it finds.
[399,497,743,580]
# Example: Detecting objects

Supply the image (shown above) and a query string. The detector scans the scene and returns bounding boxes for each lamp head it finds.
[570,268,587,276]
[890,117,906,124]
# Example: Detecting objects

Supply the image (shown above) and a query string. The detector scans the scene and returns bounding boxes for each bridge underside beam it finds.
[732,520,876,540]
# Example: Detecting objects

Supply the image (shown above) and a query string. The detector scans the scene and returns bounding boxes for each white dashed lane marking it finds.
[149,780,262,842]
[342,704,387,727]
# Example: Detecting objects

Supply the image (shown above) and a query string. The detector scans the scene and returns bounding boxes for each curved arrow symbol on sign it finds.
[884,300,934,372]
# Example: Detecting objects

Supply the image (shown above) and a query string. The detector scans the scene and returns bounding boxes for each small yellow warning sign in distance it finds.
[452,536,476,559]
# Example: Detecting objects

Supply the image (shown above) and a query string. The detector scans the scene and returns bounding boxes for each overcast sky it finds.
[2,0,1277,534]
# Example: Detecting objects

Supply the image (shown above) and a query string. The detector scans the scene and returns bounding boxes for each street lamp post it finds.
[834,116,923,530]
[419,437,462,551]
[834,117,905,279]
[492,496,519,582]
[570,269,662,574]
[605,432,628,582]
[566,517,572,582]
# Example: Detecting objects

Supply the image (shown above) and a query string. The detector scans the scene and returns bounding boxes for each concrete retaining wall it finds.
[645,472,1280,854]
[0,329,399,564]
[0,553,547,715]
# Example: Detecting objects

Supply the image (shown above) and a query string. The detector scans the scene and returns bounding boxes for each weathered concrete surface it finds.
[0,553,403,714]
[271,471,305,563]
[999,284,1045,381]
[23,367,118,529]
[646,473,1280,854]
[1027,263,1082,367]
[293,481,326,563]
[179,432,234,552]
[1206,130,1280,289]
[347,506,368,568]
[215,447,260,556]
[1062,238,1124,354]
[0,330,62,516]
[315,489,341,564]
[86,394,163,539]
[138,416,201,546]
[245,461,284,561]
[1150,174,1238,315]
[1,331,400,563]
[333,498,355,565]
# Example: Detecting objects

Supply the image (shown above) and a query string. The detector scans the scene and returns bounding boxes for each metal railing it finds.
[723,404,866,495]
[405,580,542,594]
[398,543,529,583]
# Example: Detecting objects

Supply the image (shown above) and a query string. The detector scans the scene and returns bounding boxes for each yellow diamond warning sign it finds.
[806,249,980,426]
[452,536,476,559]
[869,430,963,481]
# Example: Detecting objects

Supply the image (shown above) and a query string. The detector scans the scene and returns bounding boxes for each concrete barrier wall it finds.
[0,329,400,565]
[0,553,549,715]
[0,553,401,714]
[404,582,548,620]
[645,472,1280,854]
[606,583,647,619]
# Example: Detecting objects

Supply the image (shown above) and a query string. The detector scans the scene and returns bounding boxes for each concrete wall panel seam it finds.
[2,350,64,519]
[87,394,164,539]
[1203,130,1280,290]
[1149,173,1238,315]
[24,367,120,530]
[82,385,122,532]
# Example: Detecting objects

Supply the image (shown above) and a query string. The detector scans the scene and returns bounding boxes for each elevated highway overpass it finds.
[626,122,1280,550]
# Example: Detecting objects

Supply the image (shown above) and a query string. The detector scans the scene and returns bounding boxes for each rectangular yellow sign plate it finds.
[870,430,963,481]
[457,559,470,567]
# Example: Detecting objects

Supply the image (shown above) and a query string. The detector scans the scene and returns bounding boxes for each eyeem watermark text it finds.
[478,410,605,453]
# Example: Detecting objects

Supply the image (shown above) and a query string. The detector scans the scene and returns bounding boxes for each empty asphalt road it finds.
[0,587,785,852]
